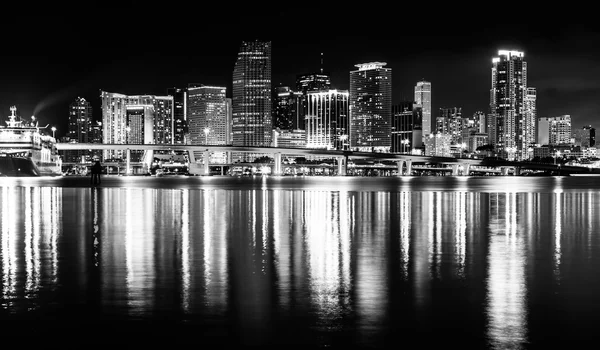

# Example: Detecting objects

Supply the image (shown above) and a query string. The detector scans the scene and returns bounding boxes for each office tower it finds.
[89,120,103,160]
[65,97,93,163]
[415,80,432,145]
[538,115,572,145]
[125,105,153,161]
[305,89,349,150]
[473,111,486,134]
[424,133,452,157]
[100,91,174,160]
[226,97,232,145]
[273,86,303,131]
[187,85,227,145]
[272,129,306,148]
[490,50,531,159]
[436,107,463,144]
[391,101,422,153]
[349,62,392,152]
[167,87,187,144]
[523,87,537,157]
[573,125,596,148]
[296,52,331,94]
[231,40,272,147]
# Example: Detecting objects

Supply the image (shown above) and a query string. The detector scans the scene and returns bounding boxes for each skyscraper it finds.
[167,87,187,144]
[273,86,302,131]
[305,89,349,150]
[231,40,272,147]
[414,80,431,146]
[349,62,392,152]
[538,115,572,145]
[187,85,228,145]
[391,101,422,154]
[100,91,173,159]
[490,50,532,160]
[65,97,93,162]
[573,125,596,148]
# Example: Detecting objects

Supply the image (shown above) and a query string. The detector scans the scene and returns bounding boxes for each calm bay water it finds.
[1,175,600,348]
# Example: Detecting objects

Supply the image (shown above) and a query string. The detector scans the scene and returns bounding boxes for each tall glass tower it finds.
[414,80,431,146]
[490,50,532,160]
[231,40,272,147]
[349,62,392,152]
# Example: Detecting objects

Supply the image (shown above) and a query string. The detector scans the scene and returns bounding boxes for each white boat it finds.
[0,106,62,176]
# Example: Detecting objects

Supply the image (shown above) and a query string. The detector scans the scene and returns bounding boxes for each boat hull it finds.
[0,157,61,176]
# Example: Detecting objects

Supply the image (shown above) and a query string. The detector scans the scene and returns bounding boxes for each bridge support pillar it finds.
[337,156,347,176]
[451,164,460,176]
[203,151,210,176]
[514,167,521,176]
[405,160,412,175]
[396,160,405,176]
[500,166,510,176]
[144,150,154,174]
[187,150,196,163]
[462,163,471,176]
[273,153,282,176]
[126,149,132,175]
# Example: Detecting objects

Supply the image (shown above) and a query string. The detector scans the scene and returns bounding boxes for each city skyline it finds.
[1,2,599,138]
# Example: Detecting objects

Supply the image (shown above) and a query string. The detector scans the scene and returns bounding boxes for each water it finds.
[1,175,600,348]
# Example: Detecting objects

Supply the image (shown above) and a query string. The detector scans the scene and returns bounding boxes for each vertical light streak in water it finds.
[305,191,351,325]
[49,187,60,285]
[487,191,527,349]
[455,192,466,278]
[252,190,256,249]
[339,192,351,292]
[1,188,17,304]
[25,188,33,296]
[399,192,411,281]
[262,188,269,273]
[272,190,290,308]
[427,192,435,276]
[181,189,190,313]
[554,190,562,280]
[32,187,41,297]
[203,190,213,285]
[92,187,99,267]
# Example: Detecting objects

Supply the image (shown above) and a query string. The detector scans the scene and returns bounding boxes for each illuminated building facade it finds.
[523,87,537,156]
[296,73,331,95]
[187,85,228,145]
[349,62,392,152]
[305,89,349,150]
[538,115,572,146]
[490,50,533,160]
[231,40,272,147]
[65,97,93,163]
[414,80,431,145]
[436,107,463,144]
[125,105,153,161]
[424,133,452,157]
[391,101,422,154]
[272,129,306,148]
[167,87,187,144]
[100,91,173,160]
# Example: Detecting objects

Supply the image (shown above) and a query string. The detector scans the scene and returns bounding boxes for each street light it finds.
[203,127,210,145]
[401,138,409,154]
[51,126,56,139]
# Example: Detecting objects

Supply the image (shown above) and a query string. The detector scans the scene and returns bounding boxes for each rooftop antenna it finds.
[320,52,324,74]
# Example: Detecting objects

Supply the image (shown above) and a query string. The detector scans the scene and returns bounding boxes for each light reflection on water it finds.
[1,177,600,348]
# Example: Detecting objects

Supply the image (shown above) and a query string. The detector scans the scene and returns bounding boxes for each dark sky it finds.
[1,1,599,139]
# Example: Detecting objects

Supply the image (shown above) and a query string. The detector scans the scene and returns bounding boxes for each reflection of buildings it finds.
[486,192,528,348]
[1,187,61,309]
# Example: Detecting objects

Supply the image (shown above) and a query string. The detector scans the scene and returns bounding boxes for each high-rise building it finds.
[187,85,228,145]
[436,107,463,144]
[125,105,153,161]
[231,40,272,147]
[273,86,303,131]
[100,91,173,160]
[296,73,331,95]
[490,50,533,160]
[523,87,537,154]
[573,125,596,148]
[65,97,93,163]
[349,62,392,152]
[391,101,422,154]
[472,111,487,134]
[538,115,572,145]
[415,80,432,145]
[305,89,349,150]
[167,87,187,144]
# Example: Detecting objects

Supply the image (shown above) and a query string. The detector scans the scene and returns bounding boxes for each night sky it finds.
[1,1,598,139]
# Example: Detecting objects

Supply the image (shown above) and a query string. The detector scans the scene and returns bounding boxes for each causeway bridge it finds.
[55,143,600,176]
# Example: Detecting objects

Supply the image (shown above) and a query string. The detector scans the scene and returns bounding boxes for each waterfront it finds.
[1,176,600,348]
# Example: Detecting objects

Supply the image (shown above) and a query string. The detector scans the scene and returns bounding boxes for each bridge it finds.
[55,143,600,176]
